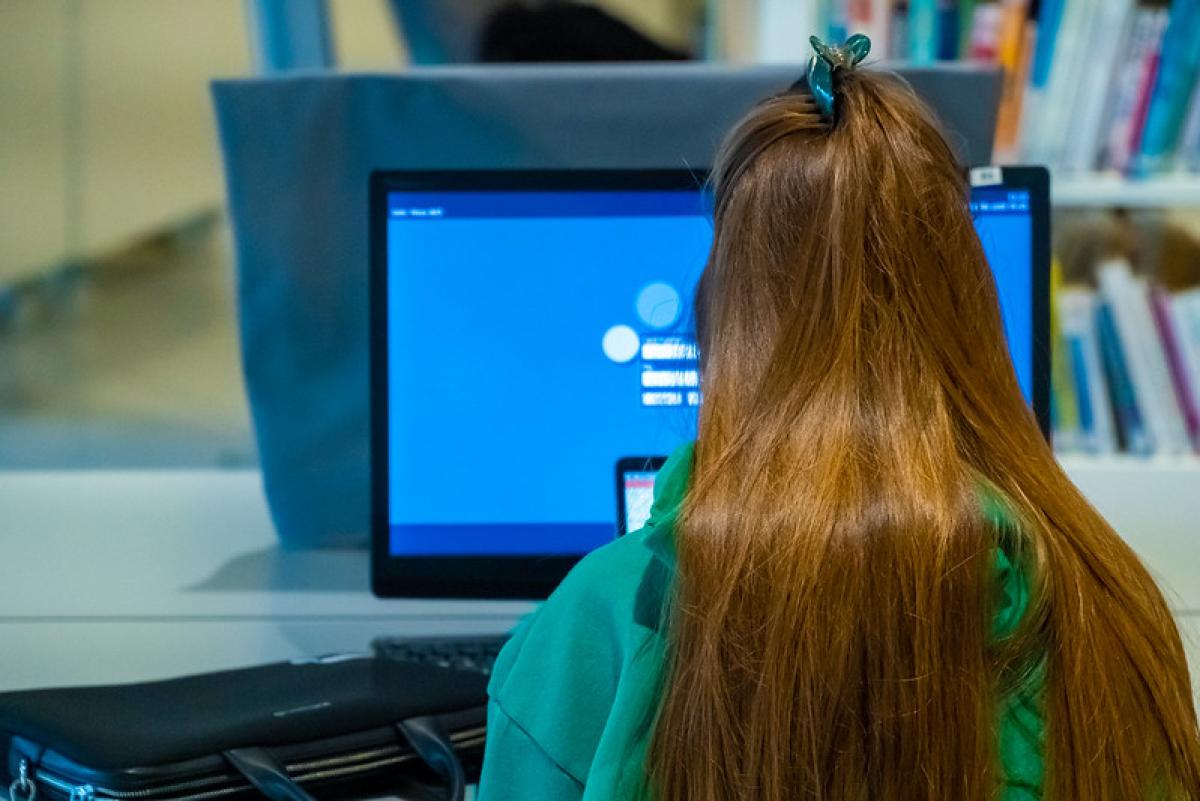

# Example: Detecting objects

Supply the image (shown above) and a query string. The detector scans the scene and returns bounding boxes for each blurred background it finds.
[1,0,1199,470]
[0,0,703,469]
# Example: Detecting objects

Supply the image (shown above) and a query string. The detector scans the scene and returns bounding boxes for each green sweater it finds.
[478,443,1044,800]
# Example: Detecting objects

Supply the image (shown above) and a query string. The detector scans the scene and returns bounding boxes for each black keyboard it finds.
[372,634,510,676]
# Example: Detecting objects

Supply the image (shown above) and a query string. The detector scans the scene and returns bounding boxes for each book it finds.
[1096,300,1151,454]
[1020,0,1081,165]
[992,0,1034,161]
[1126,11,1169,171]
[1059,288,1119,453]
[909,0,939,62]
[1061,0,1135,173]
[1178,75,1200,171]
[936,0,960,59]
[825,0,850,40]
[871,0,895,57]
[890,1,911,61]
[1051,274,1083,450]
[844,0,892,57]
[958,0,978,56]
[967,2,1002,61]
[1102,4,1170,173]
[1098,259,1191,454]
[755,0,819,61]
[1171,288,1200,444]
[1134,0,1200,174]
[1150,285,1200,449]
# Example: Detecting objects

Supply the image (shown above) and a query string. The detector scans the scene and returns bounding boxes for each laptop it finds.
[616,456,668,536]
[370,166,1048,607]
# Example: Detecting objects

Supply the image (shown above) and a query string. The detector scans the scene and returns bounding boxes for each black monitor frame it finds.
[974,165,1051,438]
[370,166,1050,599]
[370,169,707,599]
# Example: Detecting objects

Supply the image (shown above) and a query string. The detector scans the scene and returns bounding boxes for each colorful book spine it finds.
[1171,289,1200,445]
[992,0,1034,160]
[1059,288,1118,454]
[1051,270,1082,450]
[825,0,850,40]
[1063,0,1135,173]
[908,0,939,62]
[1150,286,1200,449]
[1102,5,1168,172]
[1098,260,1191,454]
[1096,301,1151,454]
[1028,0,1066,91]
[1025,0,1089,166]
[967,2,1001,61]
[890,1,911,62]
[958,0,977,56]
[870,0,894,57]
[1126,20,1167,170]
[1134,0,1200,174]
[1067,336,1094,443]
[844,0,893,57]
[1178,76,1200,171]
[936,0,960,59]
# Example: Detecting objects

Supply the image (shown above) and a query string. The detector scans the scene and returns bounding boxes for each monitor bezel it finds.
[370,169,708,599]
[370,166,1051,599]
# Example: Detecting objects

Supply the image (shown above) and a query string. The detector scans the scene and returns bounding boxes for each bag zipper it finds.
[35,771,239,801]
[21,725,486,801]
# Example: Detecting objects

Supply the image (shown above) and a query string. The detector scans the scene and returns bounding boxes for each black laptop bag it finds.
[0,655,488,801]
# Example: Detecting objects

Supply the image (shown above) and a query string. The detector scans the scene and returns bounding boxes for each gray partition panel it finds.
[212,63,1001,548]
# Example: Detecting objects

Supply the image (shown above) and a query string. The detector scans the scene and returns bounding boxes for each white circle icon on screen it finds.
[636,282,682,330]
[602,325,640,364]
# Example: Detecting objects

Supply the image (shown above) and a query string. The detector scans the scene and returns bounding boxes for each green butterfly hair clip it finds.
[806,33,871,119]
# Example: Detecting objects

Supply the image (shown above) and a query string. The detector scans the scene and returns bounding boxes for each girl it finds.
[478,38,1200,800]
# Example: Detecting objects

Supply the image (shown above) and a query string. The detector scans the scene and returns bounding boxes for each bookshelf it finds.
[1052,175,1200,209]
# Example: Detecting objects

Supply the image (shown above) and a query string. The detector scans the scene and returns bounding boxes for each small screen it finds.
[623,470,658,534]
[386,184,1035,558]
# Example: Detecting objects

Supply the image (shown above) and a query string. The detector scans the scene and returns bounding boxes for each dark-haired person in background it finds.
[389,0,691,65]
[479,2,690,62]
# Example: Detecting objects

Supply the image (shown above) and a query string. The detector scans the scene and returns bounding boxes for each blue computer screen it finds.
[387,186,1033,557]
[971,187,1033,402]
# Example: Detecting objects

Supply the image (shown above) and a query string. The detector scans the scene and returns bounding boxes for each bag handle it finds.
[224,748,316,801]
[395,717,465,801]
[223,716,465,801]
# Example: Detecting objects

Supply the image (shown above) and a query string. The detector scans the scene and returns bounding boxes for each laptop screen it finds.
[384,182,1037,559]
[622,470,658,535]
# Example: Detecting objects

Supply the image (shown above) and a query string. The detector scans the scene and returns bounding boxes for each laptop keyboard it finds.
[372,634,510,676]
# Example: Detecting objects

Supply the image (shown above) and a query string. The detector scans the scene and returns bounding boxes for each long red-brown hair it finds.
[647,68,1200,799]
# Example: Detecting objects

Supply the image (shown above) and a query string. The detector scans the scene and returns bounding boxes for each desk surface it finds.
[0,466,1195,692]
[0,470,531,691]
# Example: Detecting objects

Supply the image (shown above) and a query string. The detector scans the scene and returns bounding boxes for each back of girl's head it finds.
[697,70,1023,453]
[648,63,1200,801]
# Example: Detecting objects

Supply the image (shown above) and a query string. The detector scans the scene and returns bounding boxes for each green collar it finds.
[639,442,694,571]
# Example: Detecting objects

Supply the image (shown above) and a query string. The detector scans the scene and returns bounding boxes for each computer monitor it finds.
[370,167,1049,598]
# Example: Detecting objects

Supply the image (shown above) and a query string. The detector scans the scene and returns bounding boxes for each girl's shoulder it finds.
[486,529,663,789]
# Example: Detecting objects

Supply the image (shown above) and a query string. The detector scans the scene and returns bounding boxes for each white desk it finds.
[0,471,532,692]
[0,467,1196,695]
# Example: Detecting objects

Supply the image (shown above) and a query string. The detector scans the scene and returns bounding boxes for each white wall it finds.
[0,0,407,285]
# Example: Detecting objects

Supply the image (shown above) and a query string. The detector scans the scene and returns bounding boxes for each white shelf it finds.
[1057,453,1200,471]
[1051,174,1200,208]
